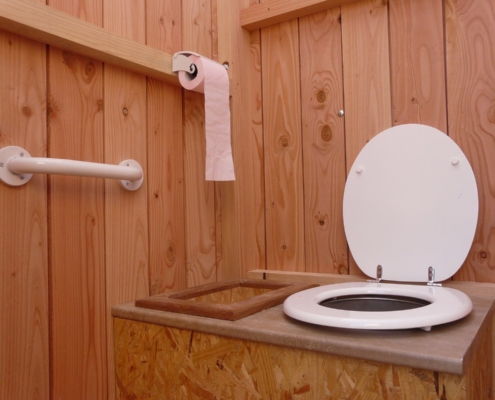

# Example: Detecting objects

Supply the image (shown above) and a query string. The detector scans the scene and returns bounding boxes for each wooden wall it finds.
[0,0,494,398]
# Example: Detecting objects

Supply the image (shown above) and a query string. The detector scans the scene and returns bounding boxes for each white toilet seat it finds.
[283,282,473,331]
[284,124,478,330]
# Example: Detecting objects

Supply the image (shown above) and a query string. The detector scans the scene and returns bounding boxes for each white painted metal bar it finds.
[9,157,142,181]
[0,146,144,191]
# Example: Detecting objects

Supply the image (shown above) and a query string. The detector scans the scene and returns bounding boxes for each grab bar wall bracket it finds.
[0,146,143,191]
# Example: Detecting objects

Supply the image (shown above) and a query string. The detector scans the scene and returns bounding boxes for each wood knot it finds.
[122,107,129,116]
[279,136,289,147]
[316,90,326,103]
[488,104,495,124]
[480,251,488,259]
[321,125,332,142]
[166,244,176,261]
[338,265,348,274]
[22,106,32,117]
[83,61,96,82]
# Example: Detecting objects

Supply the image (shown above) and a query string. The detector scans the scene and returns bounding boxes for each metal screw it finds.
[338,110,345,117]
[20,175,24,180]
[20,152,24,157]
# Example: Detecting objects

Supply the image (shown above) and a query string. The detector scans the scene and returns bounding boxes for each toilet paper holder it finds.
[172,51,200,76]
[172,51,229,77]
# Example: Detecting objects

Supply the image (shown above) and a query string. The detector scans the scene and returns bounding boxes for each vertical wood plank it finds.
[341,0,392,275]
[146,1,185,295]
[182,0,218,287]
[389,0,447,131]
[300,9,348,274]
[47,1,106,398]
[103,0,149,397]
[446,0,495,282]
[341,0,392,168]
[262,20,305,271]
[215,0,266,279]
[0,32,49,400]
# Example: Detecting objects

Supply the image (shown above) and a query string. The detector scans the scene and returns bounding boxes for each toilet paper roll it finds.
[178,54,235,181]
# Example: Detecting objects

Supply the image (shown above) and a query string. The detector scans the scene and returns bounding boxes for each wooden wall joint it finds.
[0,0,177,85]
[240,0,359,31]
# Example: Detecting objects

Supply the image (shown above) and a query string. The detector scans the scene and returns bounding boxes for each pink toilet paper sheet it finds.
[179,55,235,181]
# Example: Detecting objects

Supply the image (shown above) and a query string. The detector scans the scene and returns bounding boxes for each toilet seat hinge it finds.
[427,266,442,287]
[367,265,383,283]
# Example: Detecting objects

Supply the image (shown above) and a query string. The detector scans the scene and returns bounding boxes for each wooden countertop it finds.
[112,280,495,375]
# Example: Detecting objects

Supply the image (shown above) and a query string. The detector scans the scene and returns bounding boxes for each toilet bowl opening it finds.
[319,294,431,312]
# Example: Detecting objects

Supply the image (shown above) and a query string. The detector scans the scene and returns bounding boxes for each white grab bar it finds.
[0,146,143,191]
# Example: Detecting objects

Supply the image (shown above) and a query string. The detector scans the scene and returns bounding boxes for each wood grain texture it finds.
[216,0,266,279]
[0,0,178,85]
[262,20,305,271]
[103,1,149,397]
[114,318,490,399]
[389,0,447,131]
[446,0,495,283]
[300,9,348,274]
[47,2,107,398]
[0,31,49,400]
[341,0,392,169]
[146,0,185,295]
[48,48,107,400]
[182,0,218,287]
[241,0,359,30]
[341,0,392,275]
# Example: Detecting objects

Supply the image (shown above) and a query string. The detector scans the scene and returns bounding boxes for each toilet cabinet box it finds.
[112,272,494,400]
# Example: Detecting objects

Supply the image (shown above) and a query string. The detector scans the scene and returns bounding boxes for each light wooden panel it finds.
[47,1,106,398]
[341,0,392,275]
[146,1,185,295]
[300,9,347,274]
[0,31,49,400]
[446,0,495,283]
[182,0,218,287]
[48,34,107,400]
[215,0,266,279]
[103,0,149,397]
[262,20,305,271]
[241,0,359,30]
[389,0,447,131]
[0,0,177,86]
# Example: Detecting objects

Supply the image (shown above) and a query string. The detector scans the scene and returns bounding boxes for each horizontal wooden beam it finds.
[0,0,177,85]
[240,0,358,31]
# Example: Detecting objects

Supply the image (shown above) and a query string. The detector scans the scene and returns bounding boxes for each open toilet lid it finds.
[343,124,478,282]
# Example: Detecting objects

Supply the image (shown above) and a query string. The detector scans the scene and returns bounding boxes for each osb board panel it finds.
[0,31,49,400]
[446,0,495,283]
[299,8,348,274]
[113,318,486,400]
